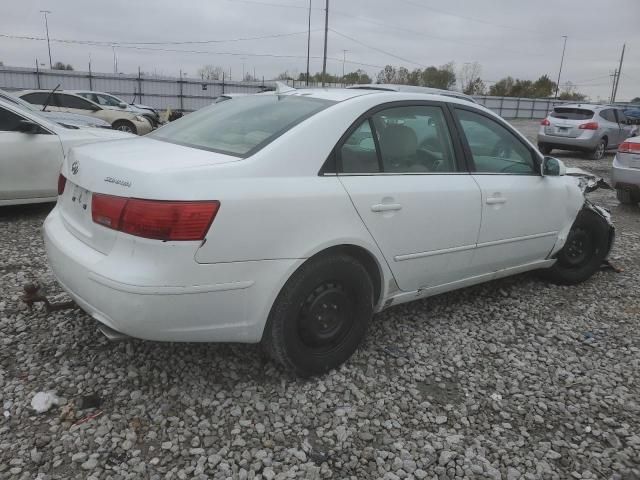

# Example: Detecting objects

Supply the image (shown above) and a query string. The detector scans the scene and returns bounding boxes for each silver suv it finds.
[538,104,636,160]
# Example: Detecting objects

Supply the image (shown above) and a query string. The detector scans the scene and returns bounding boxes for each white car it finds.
[0,98,132,206]
[43,88,614,376]
[70,90,161,127]
[611,135,640,204]
[17,90,153,135]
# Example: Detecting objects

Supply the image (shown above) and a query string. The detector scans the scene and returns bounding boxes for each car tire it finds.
[262,253,374,377]
[540,208,610,285]
[616,188,638,205]
[588,139,606,160]
[538,143,552,155]
[112,120,137,135]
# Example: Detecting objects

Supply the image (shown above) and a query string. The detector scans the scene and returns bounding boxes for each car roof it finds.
[554,103,606,110]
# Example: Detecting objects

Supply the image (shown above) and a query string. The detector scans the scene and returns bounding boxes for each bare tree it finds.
[198,65,223,80]
[459,62,482,93]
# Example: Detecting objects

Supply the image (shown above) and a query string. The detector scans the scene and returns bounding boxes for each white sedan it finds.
[0,98,132,206]
[43,87,614,376]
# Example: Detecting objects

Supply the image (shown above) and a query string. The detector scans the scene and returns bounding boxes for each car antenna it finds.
[42,84,61,111]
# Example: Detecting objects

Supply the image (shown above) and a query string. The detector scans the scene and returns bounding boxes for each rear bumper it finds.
[537,132,600,151]
[43,206,302,343]
[612,156,640,190]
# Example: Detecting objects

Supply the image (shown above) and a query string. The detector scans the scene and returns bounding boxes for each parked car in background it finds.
[70,90,160,127]
[17,90,153,135]
[538,104,637,159]
[0,88,112,129]
[44,87,613,376]
[612,135,640,204]
[0,97,131,206]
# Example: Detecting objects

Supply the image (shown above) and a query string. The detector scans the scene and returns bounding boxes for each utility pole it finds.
[112,46,118,73]
[306,0,312,86]
[40,10,52,69]
[321,0,329,87]
[610,70,618,104]
[342,49,348,80]
[554,35,567,100]
[611,43,626,103]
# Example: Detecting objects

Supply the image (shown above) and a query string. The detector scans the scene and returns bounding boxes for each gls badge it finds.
[71,161,80,175]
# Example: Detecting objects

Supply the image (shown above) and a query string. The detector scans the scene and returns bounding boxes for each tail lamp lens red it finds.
[57,174,67,195]
[540,118,551,126]
[579,121,599,130]
[619,142,640,154]
[91,194,219,241]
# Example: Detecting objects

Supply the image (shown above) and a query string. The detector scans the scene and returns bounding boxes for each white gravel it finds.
[1,120,639,479]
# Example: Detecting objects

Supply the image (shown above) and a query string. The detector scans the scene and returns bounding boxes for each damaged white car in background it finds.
[42,86,615,376]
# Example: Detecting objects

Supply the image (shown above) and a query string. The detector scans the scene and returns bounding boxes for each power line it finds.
[330,28,426,68]
[0,30,318,47]
[225,0,323,10]
[395,0,539,34]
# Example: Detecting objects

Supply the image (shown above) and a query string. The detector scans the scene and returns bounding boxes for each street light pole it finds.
[554,35,567,101]
[306,0,312,86]
[321,0,329,87]
[342,49,348,80]
[40,10,52,69]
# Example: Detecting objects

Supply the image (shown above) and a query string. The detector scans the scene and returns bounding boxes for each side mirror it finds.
[118,102,128,109]
[15,119,43,134]
[540,156,566,177]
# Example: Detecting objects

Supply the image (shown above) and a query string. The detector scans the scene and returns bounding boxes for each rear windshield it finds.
[150,95,335,157]
[550,107,594,120]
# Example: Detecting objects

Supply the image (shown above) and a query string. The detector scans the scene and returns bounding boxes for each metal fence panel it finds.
[0,66,633,117]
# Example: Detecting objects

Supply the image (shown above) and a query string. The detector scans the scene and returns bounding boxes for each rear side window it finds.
[550,108,594,120]
[20,92,51,105]
[599,109,617,122]
[150,95,335,157]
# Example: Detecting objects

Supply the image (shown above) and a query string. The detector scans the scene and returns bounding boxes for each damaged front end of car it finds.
[566,167,616,259]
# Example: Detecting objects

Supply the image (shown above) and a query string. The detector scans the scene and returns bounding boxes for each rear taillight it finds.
[579,121,599,130]
[540,118,551,126]
[619,141,640,154]
[57,174,66,195]
[92,194,219,241]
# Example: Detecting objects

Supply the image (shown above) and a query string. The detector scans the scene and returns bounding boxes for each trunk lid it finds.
[616,138,640,169]
[59,137,239,254]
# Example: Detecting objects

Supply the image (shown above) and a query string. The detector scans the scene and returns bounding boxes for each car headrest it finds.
[379,125,417,159]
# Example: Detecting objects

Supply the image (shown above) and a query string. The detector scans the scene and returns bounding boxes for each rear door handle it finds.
[486,196,507,205]
[371,203,402,212]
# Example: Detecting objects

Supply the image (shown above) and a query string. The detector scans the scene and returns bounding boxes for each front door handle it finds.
[371,203,402,212]
[486,196,507,205]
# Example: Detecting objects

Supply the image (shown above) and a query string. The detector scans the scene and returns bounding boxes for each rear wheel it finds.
[538,143,552,155]
[616,188,638,205]
[540,209,610,285]
[588,138,606,160]
[112,120,137,134]
[262,253,373,377]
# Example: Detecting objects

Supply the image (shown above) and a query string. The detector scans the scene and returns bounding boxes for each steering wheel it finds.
[492,140,512,159]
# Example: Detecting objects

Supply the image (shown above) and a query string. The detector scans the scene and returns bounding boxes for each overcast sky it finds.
[1,0,638,100]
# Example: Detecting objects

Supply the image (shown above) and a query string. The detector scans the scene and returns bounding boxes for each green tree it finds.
[558,82,586,101]
[531,75,556,98]
[489,76,515,96]
[342,69,371,85]
[377,65,397,84]
[420,63,456,89]
[407,68,422,86]
[52,61,74,71]
[631,97,640,104]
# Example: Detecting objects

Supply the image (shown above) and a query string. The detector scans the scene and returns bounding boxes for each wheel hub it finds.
[561,227,592,266]
[299,282,352,348]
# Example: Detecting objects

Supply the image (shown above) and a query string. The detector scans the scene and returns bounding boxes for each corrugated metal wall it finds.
[0,65,630,117]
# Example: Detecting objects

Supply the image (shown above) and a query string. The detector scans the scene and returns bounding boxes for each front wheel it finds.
[262,253,374,377]
[540,209,610,285]
[112,120,137,135]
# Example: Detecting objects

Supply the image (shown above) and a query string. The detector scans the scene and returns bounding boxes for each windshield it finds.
[150,95,335,157]
[551,108,594,120]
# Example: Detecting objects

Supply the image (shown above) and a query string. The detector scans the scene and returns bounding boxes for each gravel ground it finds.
[1,120,639,480]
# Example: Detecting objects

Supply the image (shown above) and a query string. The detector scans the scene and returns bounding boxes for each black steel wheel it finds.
[262,253,374,377]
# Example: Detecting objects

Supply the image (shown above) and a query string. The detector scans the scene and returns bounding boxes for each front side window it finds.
[339,104,457,174]
[151,95,335,157]
[456,109,536,174]
[0,106,25,131]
